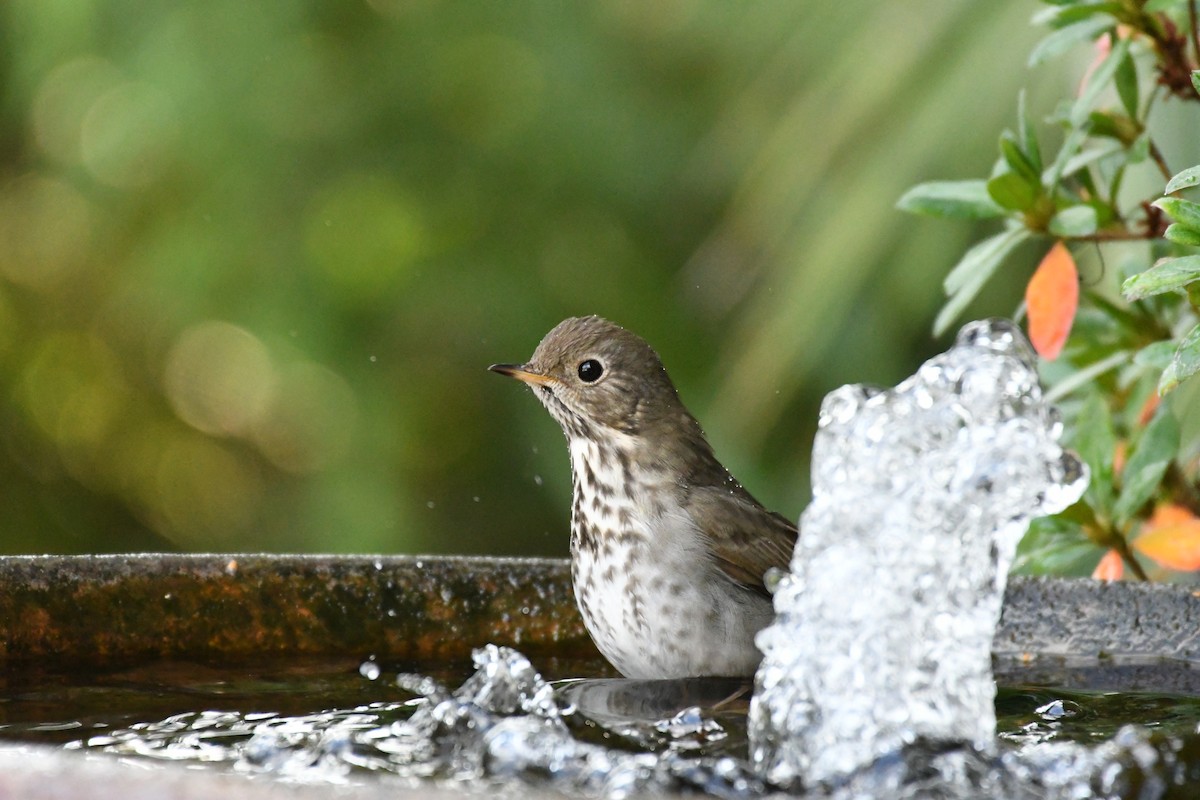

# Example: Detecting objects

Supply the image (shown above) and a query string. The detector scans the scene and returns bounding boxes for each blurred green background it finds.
[0,1,1072,556]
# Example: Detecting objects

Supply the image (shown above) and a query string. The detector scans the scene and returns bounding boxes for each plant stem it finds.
[1142,83,1164,120]
[1148,139,1174,182]
[1114,533,1151,581]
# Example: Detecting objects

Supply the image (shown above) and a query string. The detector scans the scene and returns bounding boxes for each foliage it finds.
[900,0,1200,581]
[0,3,1054,556]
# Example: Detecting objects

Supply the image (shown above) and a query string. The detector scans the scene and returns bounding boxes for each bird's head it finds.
[490,316,695,443]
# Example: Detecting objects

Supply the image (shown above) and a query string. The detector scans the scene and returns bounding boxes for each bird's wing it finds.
[683,484,798,597]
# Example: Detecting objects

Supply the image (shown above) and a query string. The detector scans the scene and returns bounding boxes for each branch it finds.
[1149,139,1174,183]
[1113,533,1151,581]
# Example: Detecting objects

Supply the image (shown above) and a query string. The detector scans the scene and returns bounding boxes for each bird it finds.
[490,315,798,679]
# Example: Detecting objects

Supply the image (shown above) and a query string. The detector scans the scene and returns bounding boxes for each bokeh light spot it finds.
[305,174,424,303]
[18,332,124,446]
[155,435,262,547]
[0,173,92,291]
[253,361,357,474]
[80,80,178,188]
[32,56,123,165]
[164,321,276,437]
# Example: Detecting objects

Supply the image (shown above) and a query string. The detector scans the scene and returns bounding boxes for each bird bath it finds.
[1,554,1200,798]
[4,322,1200,797]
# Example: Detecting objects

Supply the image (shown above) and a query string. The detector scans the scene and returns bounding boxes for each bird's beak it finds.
[489,363,555,387]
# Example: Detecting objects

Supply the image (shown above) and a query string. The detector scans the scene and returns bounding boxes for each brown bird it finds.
[490,316,798,678]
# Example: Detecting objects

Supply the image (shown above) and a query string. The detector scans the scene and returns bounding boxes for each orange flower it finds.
[1092,548,1124,580]
[1026,242,1078,360]
[1133,503,1200,571]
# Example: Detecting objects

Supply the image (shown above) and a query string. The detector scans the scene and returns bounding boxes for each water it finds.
[4,318,1199,796]
[749,318,1088,787]
[2,652,1200,796]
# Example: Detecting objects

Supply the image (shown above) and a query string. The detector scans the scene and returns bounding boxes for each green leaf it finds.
[1164,223,1200,247]
[943,226,1029,294]
[1044,122,1092,189]
[1059,141,1124,178]
[1031,2,1121,27]
[1001,131,1040,184]
[1165,164,1200,194]
[1071,391,1115,515]
[1028,16,1115,67]
[1064,2,1125,24]
[935,228,1031,336]
[896,180,1005,220]
[1160,323,1200,395]
[935,267,988,338]
[1154,197,1200,229]
[1013,514,1100,577]
[1113,408,1180,523]
[1193,70,1200,97]
[1084,110,1142,146]
[1071,37,1131,127]
[1134,340,1177,370]
[1086,110,1122,140]
[1128,133,1150,164]
[1115,49,1139,118]
[1047,205,1098,237]
[987,170,1040,211]
[1016,90,1043,174]
[1122,256,1200,300]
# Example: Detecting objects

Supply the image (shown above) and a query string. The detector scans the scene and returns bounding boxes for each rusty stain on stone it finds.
[0,555,598,670]
[5,556,1200,678]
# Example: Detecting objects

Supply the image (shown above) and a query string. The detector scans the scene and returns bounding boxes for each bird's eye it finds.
[577,359,604,383]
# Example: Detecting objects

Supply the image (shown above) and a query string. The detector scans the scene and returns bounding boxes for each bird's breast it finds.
[565,436,769,678]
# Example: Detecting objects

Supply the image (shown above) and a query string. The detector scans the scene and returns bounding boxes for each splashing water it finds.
[60,319,1200,797]
[749,318,1088,788]
[72,645,760,797]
